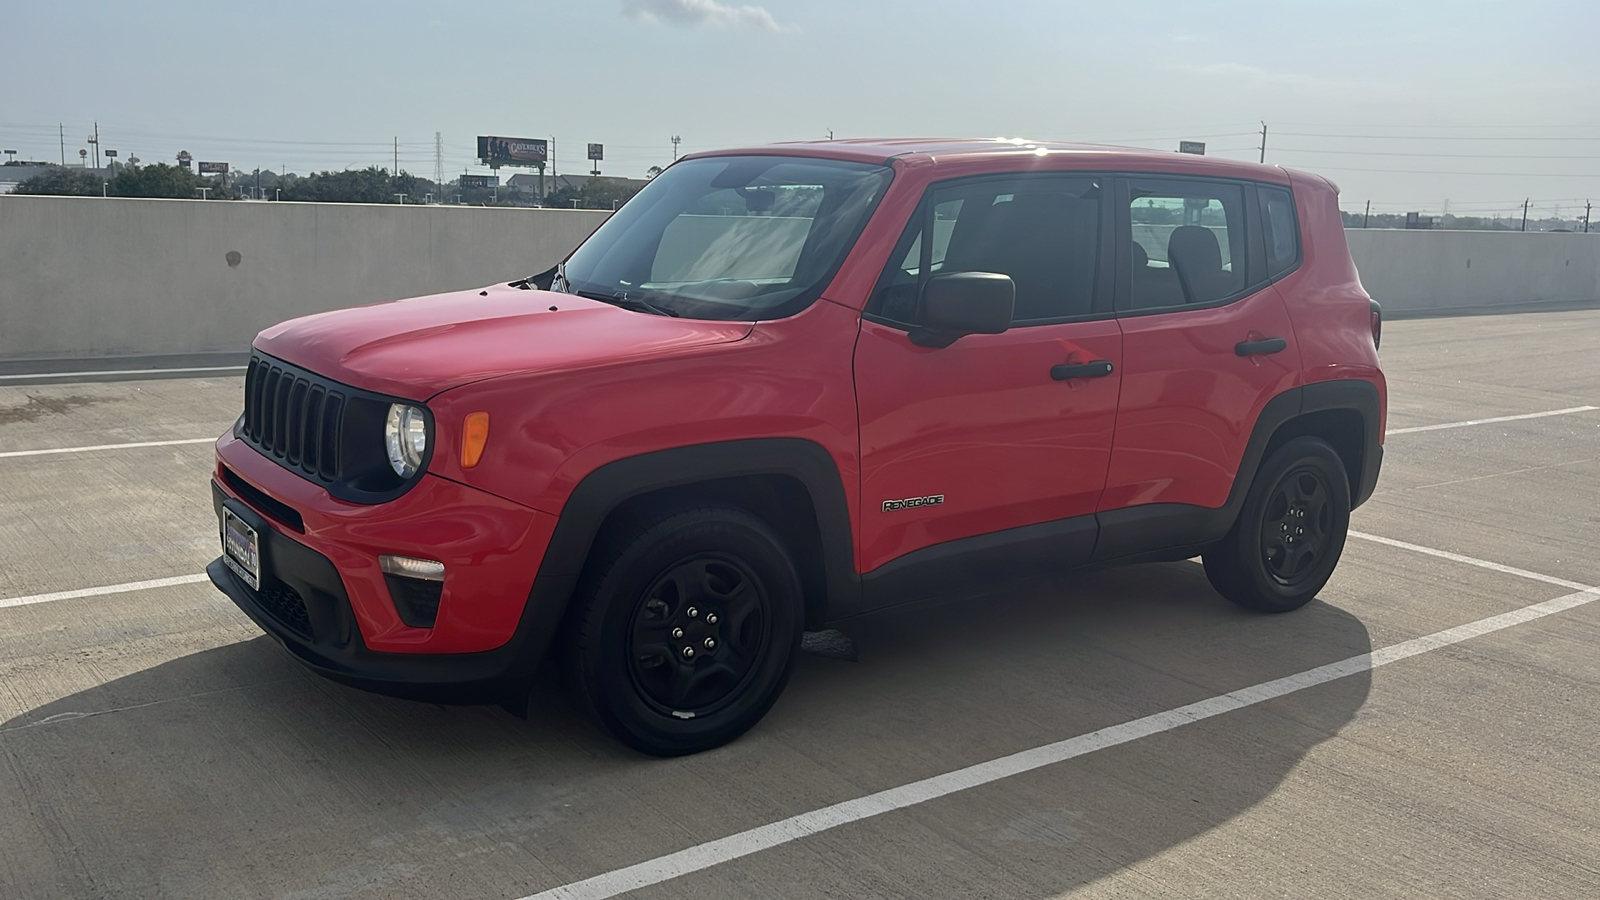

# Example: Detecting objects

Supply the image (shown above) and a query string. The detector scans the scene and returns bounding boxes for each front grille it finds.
[239,351,425,504]
[243,355,345,482]
[254,584,313,640]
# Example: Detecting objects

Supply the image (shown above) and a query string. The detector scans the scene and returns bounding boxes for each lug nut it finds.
[687,606,699,618]
[706,613,718,625]
[704,637,716,650]
[682,646,696,659]
[671,627,684,639]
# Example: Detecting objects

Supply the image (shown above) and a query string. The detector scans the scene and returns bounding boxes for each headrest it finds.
[1168,226,1223,273]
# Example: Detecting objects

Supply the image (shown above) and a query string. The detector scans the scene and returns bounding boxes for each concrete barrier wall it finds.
[1345,229,1600,315]
[0,195,609,362]
[3,194,1598,363]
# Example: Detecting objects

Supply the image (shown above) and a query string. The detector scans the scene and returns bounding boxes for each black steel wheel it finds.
[1260,467,1336,587]
[1204,436,1351,613]
[566,505,802,756]
[627,555,770,715]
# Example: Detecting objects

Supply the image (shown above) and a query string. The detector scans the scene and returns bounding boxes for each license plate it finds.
[222,508,261,590]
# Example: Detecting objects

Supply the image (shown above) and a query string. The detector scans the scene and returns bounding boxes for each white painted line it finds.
[0,573,210,610]
[1386,405,1598,435]
[0,437,216,460]
[1348,531,1589,591]
[0,366,246,381]
[516,579,1600,900]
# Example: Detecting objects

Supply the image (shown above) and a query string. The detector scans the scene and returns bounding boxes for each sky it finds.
[4,0,1598,221]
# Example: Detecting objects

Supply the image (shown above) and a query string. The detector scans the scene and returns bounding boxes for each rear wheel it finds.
[566,505,802,756]
[1204,436,1351,613]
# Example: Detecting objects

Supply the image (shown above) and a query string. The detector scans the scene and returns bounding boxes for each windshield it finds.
[557,155,893,320]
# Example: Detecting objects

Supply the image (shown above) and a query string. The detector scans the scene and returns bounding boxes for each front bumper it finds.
[209,431,573,700]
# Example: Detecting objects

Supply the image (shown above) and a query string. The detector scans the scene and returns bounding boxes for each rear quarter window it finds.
[1260,186,1300,279]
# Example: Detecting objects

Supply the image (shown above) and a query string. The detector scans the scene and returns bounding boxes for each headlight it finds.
[384,403,429,478]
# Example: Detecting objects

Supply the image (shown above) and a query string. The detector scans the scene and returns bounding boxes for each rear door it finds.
[854,173,1121,574]
[1096,175,1302,558]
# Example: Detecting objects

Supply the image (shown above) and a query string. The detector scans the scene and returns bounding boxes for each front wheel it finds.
[566,505,803,756]
[1204,436,1351,613]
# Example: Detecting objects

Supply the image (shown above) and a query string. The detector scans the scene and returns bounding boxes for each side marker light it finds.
[461,412,490,468]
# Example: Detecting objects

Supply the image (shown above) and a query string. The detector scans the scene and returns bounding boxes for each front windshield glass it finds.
[558,155,894,320]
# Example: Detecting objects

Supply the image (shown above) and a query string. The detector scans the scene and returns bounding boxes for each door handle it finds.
[1050,360,1115,381]
[1235,337,1287,357]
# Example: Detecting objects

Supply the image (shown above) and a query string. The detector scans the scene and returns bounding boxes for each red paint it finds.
[216,138,1385,658]
[215,432,555,653]
[856,317,1122,571]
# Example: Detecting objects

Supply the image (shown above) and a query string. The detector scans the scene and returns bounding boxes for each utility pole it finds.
[1259,121,1267,164]
[1584,200,1591,234]
[1363,200,1371,229]
[393,136,399,175]
[59,124,65,166]
[671,135,681,160]
[1521,198,1530,232]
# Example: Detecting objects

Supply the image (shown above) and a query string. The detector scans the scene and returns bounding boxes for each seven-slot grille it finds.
[242,355,345,481]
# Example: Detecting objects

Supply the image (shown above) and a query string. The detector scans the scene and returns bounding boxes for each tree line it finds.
[12,164,440,204]
[13,163,656,209]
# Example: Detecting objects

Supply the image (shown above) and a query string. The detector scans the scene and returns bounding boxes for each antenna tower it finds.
[434,133,445,197]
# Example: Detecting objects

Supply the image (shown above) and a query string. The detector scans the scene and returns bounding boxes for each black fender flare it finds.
[1094,379,1383,563]
[503,439,861,683]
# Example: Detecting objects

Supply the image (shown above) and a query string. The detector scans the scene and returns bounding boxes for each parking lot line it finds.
[0,366,246,381]
[0,437,216,460]
[1347,530,1589,591]
[0,574,210,610]
[1386,405,1598,435]
[515,576,1600,900]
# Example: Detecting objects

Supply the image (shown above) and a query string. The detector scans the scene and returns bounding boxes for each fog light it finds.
[380,554,444,628]
[380,555,445,581]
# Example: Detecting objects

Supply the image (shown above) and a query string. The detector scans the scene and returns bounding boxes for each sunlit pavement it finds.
[2,309,1598,899]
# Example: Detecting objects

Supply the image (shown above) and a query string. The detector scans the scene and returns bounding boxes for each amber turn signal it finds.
[460,412,490,468]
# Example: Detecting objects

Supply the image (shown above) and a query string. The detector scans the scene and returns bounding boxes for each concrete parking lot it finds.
[2,308,1598,899]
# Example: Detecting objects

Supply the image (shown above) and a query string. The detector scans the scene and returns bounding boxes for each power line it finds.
[1306,164,1600,177]
[1271,147,1600,160]
[1274,131,1600,141]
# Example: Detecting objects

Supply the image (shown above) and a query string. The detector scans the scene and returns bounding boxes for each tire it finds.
[1204,436,1351,613]
[565,505,803,756]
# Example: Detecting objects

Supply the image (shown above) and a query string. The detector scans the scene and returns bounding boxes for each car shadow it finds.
[0,559,1371,899]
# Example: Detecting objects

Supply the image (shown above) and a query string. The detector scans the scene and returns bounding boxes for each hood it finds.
[253,283,755,399]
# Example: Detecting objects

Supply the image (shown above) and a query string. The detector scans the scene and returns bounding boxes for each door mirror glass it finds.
[910,272,1014,347]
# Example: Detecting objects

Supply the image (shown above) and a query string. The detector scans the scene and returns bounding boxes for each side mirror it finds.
[909,272,1014,348]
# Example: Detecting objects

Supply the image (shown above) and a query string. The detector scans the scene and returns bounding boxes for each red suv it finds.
[209,139,1385,755]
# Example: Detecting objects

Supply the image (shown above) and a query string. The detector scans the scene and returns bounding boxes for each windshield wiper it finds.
[571,288,681,318]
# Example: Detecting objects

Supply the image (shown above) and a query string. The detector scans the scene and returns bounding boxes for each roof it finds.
[683,137,1296,182]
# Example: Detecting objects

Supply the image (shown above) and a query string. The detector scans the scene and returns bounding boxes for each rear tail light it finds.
[1369,299,1383,350]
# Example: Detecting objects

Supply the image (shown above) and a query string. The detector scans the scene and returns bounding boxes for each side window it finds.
[1124,179,1247,310]
[1260,186,1300,278]
[870,176,1103,325]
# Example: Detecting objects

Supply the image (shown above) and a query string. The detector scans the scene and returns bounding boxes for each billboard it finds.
[460,174,499,190]
[587,143,604,161]
[1177,141,1206,155]
[198,161,229,175]
[477,136,547,167]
